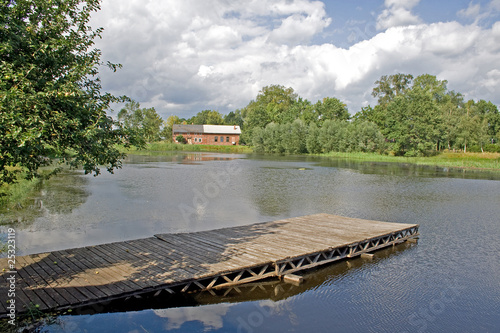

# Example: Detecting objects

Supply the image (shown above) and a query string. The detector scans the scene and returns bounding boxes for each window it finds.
[199,138,202,143]
[220,136,224,142]
[214,136,218,142]
[194,138,197,142]
[226,137,230,143]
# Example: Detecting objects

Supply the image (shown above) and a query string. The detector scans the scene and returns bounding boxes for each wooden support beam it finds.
[361,253,374,260]
[283,274,304,286]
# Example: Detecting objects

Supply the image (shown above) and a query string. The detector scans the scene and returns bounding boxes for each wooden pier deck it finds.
[0,214,419,317]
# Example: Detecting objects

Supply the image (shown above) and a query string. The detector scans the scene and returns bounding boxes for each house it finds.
[173,124,242,145]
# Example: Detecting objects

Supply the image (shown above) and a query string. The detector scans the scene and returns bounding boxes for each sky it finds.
[90,0,500,120]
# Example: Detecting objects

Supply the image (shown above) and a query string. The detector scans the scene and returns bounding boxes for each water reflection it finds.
[124,152,239,165]
[313,156,500,180]
[0,170,89,226]
[153,304,231,331]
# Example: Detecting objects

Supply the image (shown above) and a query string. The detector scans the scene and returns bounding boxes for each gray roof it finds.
[172,124,204,134]
[173,124,241,134]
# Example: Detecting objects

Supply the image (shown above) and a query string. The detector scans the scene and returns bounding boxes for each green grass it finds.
[123,141,254,154]
[320,151,500,170]
[0,171,41,211]
[123,142,500,171]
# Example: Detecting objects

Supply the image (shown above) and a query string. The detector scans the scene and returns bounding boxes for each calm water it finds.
[1,152,500,332]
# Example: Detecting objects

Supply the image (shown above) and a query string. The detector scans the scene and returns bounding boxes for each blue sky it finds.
[91,0,500,119]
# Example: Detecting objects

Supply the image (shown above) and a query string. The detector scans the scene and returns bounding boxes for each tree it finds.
[224,110,243,127]
[384,86,442,155]
[0,0,132,185]
[412,74,448,102]
[306,122,322,153]
[318,120,345,153]
[251,127,265,153]
[260,122,284,153]
[188,110,224,125]
[475,100,500,144]
[118,100,142,129]
[292,98,315,124]
[175,135,187,144]
[314,97,350,121]
[141,107,163,142]
[351,121,386,153]
[161,115,181,141]
[372,73,414,105]
[440,91,464,150]
[242,85,298,130]
[454,100,491,152]
[282,119,308,154]
[118,101,163,143]
[166,115,181,128]
[353,106,375,123]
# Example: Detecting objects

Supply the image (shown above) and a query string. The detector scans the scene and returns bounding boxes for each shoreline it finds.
[125,142,500,171]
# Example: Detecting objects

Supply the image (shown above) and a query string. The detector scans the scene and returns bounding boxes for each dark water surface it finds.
[1,153,499,332]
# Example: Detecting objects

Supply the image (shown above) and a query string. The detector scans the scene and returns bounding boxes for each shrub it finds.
[175,135,187,144]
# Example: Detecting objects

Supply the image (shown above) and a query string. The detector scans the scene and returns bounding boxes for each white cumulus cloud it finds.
[376,0,422,30]
[90,0,500,119]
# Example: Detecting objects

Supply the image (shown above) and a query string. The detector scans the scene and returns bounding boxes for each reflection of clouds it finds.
[259,299,297,323]
[154,303,232,331]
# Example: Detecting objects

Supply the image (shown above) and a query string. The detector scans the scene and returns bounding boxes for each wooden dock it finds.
[0,214,419,317]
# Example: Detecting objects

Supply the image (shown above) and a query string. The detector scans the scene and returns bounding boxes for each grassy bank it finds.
[123,142,500,170]
[124,141,254,154]
[0,171,41,211]
[320,151,500,170]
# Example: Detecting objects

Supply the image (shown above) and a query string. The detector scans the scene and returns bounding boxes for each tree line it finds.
[241,75,500,156]
[359,74,500,155]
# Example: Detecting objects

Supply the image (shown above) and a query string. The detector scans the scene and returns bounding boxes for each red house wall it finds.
[173,132,240,145]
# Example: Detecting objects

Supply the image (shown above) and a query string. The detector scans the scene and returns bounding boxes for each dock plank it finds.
[118,239,202,283]
[154,234,246,271]
[16,256,74,306]
[24,254,89,304]
[47,251,109,299]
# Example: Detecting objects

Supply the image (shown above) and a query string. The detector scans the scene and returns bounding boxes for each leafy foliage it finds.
[383,86,442,156]
[223,110,244,128]
[357,73,500,155]
[252,120,385,154]
[372,73,414,105]
[0,0,133,185]
[187,109,225,125]
[242,74,499,156]
[314,97,350,121]
[241,85,299,140]
[175,135,187,144]
[118,100,163,143]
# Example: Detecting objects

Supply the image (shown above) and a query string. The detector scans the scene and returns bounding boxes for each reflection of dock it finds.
[0,214,418,317]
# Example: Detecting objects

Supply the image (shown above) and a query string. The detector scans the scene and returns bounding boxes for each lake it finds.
[1,152,500,332]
